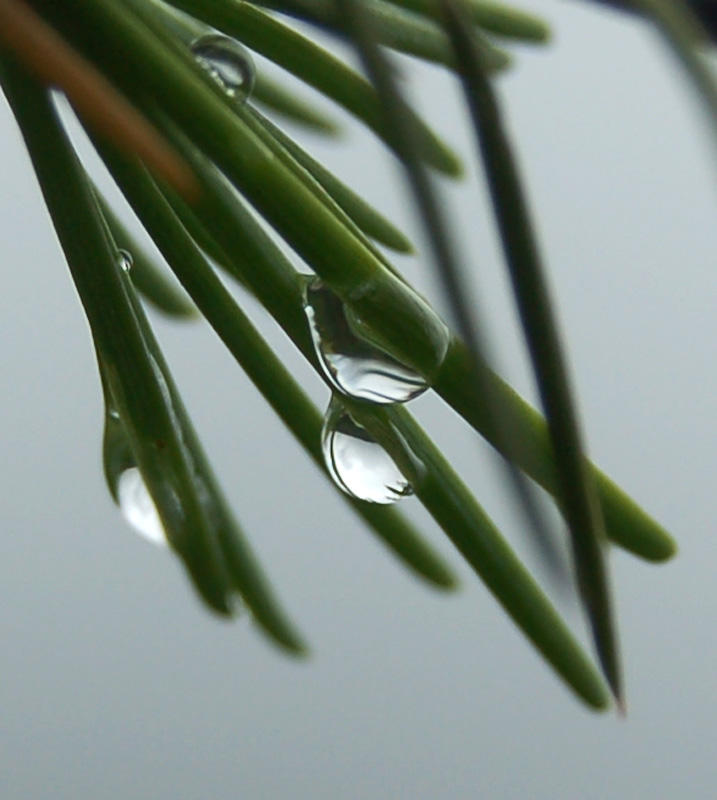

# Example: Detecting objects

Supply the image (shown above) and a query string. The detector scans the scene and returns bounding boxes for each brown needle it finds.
[0,0,199,198]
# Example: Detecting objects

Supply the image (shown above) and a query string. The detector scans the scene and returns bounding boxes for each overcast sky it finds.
[1,2,717,798]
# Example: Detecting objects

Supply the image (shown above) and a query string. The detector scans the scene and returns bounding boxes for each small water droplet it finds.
[118,249,133,272]
[305,277,445,404]
[117,467,167,547]
[321,401,414,504]
[191,34,256,101]
[103,409,167,547]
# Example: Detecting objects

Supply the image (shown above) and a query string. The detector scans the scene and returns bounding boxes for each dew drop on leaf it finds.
[305,277,447,404]
[118,249,133,272]
[117,467,167,547]
[103,408,167,547]
[191,34,256,101]
[321,400,414,504]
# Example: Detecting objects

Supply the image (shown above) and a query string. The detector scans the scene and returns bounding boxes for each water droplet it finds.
[117,467,167,547]
[321,401,414,504]
[103,409,167,547]
[191,34,256,101]
[118,249,133,272]
[304,277,446,404]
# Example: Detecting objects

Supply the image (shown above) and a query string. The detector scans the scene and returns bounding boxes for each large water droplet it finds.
[304,277,446,404]
[117,467,167,547]
[191,34,256,101]
[321,401,414,504]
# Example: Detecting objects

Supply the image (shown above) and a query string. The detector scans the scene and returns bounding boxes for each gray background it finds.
[1,1,716,797]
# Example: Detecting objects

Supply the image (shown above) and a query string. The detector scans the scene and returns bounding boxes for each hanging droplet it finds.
[116,467,167,547]
[103,409,167,547]
[304,277,448,404]
[191,34,256,101]
[321,400,414,504]
[118,249,133,272]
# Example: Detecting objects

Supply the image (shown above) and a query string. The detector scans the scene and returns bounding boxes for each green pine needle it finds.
[3,0,704,711]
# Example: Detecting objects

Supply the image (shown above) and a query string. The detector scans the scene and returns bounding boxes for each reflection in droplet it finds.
[191,34,256,101]
[321,401,414,504]
[304,277,446,404]
[117,467,167,547]
[118,249,133,272]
